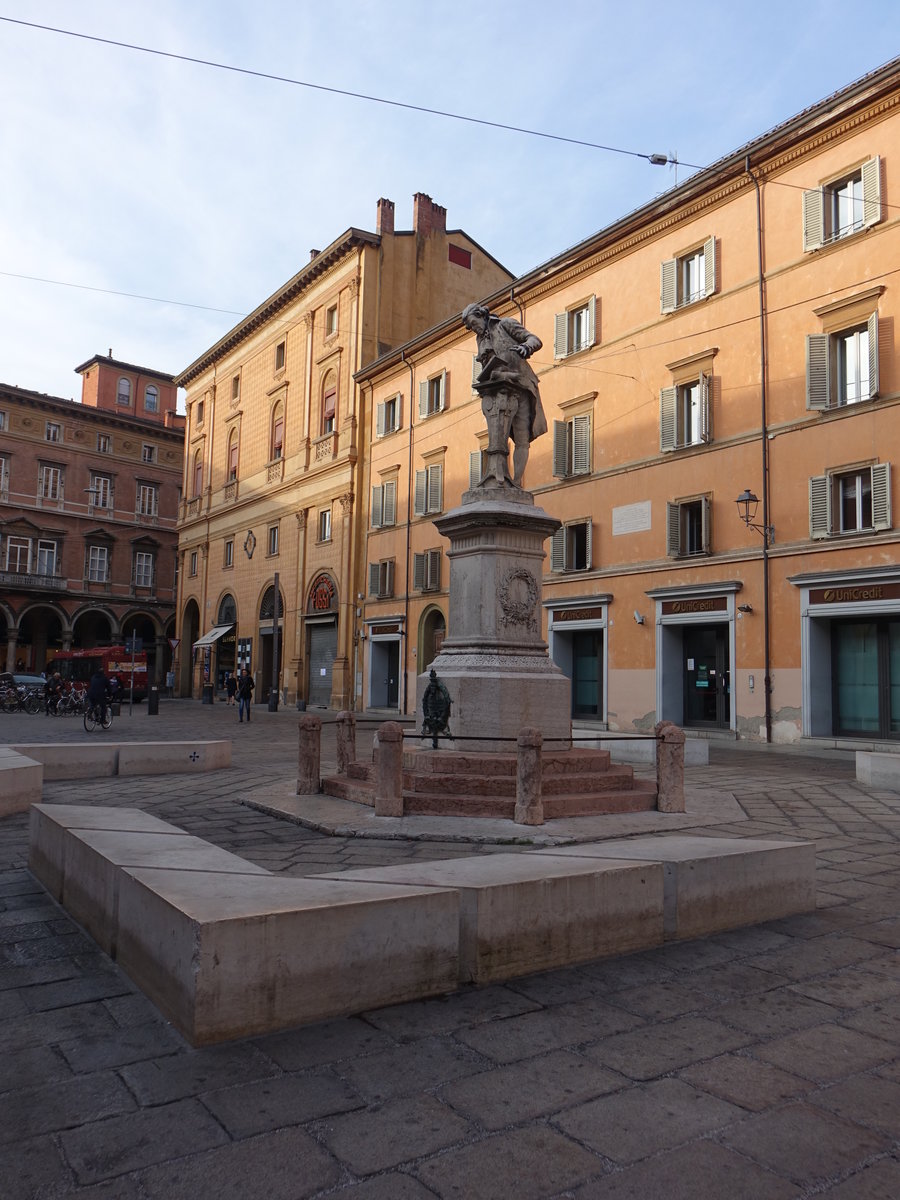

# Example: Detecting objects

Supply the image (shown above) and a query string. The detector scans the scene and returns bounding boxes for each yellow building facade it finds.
[175,195,513,705]
[358,60,900,744]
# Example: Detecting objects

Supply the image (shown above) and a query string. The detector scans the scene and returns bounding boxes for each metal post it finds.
[269,571,280,712]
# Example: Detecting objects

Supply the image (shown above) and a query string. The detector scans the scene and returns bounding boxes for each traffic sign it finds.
[168,638,180,652]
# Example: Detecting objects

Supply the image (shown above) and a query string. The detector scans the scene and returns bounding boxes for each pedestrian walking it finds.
[237,668,254,722]
[225,671,237,706]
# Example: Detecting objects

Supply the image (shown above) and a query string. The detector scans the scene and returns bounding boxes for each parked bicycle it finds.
[83,702,113,732]
[0,683,42,714]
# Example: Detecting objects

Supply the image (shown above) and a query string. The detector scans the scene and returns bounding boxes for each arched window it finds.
[271,402,284,460]
[144,384,159,413]
[192,449,203,497]
[227,429,239,481]
[117,377,132,406]
[322,374,337,435]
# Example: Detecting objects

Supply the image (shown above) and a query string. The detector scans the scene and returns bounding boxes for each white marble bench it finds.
[0,747,43,816]
[856,751,900,789]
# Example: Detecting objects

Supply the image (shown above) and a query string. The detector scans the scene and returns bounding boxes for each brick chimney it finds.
[376,197,395,235]
[413,193,446,237]
[309,249,320,261]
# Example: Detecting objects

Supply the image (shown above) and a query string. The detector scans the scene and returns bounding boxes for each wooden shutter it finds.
[809,474,831,538]
[584,520,593,569]
[369,562,380,596]
[550,527,565,571]
[469,450,483,488]
[572,413,591,475]
[861,156,882,229]
[418,380,429,419]
[867,312,879,399]
[413,552,425,590]
[437,369,447,412]
[414,469,427,516]
[385,559,395,597]
[383,480,396,526]
[806,334,830,410]
[554,312,568,358]
[472,355,481,389]
[703,236,716,297]
[586,295,597,347]
[426,464,443,514]
[699,373,711,442]
[700,495,711,553]
[426,549,441,591]
[660,258,677,313]
[871,462,891,531]
[660,387,677,451]
[371,485,383,528]
[666,502,681,557]
[803,187,825,251]
[552,420,568,477]
[376,403,385,437]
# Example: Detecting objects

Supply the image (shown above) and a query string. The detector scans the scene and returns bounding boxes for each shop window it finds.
[803,157,881,250]
[554,295,596,358]
[807,315,878,409]
[661,237,716,313]
[413,548,442,593]
[552,413,591,478]
[810,463,891,538]
[660,375,710,451]
[418,371,447,418]
[413,464,443,516]
[550,519,593,572]
[371,480,397,528]
[376,393,402,436]
[666,495,711,557]
[369,559,395,598]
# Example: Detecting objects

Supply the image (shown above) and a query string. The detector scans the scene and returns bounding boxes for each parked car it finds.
[14,673,47,692]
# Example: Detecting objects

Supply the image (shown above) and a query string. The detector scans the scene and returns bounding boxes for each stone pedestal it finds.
[415,489,571,753]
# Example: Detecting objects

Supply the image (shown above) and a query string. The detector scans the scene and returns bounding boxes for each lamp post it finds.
[735,489,774,546]
[735,488,773,743]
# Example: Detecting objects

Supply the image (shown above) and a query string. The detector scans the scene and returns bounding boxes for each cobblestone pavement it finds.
[1,701,899,1198]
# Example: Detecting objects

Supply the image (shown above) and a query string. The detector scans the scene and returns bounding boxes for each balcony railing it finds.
[266,459,284,484]
[223,480,238,502]
[0,569,66,591]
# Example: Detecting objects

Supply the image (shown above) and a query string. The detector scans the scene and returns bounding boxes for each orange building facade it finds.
[357,61,900,744]
[175,195,513,705]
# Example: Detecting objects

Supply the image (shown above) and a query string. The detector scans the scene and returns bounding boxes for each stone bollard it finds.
[655,720,685,813]
[335,710,357,774]
[515,726,544,825]
[297,714,323,795]
[375,722,404,817]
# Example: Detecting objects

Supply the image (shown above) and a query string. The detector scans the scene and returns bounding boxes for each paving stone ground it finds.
[1,700,898,1198]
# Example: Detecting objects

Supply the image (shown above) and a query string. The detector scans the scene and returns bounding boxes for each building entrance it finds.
[572,630,602,718]
[370,639,400,708]
[832,618,900,738]
[683,624,730,729]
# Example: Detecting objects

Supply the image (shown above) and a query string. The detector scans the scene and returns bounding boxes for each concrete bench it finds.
[320,854,665,984]
[856,751,900,789]
[0,748,43,816]
[10,740,231,780]
[537,836,816,940]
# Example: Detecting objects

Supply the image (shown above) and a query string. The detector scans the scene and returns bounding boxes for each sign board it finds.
[124,637,143,653]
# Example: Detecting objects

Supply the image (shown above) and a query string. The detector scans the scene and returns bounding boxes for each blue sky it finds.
[1,1,897,404]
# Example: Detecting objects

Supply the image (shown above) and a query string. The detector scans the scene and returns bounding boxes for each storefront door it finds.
[572,630,602,718]
[683,624,729,729]
[832,618,900,738]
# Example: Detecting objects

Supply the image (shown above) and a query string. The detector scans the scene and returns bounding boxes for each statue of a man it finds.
[462,303,547,489]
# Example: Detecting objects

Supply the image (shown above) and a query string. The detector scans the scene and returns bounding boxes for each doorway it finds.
[370,639,400,708]
[832,618,900,738]
[683,624,730,729]
[572,630,602,718]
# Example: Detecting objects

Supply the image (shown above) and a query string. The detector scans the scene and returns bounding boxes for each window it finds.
[36,540,57,576]
[317,509,332,542]
[660,376,710,451]
[142,444,157,464]
[117,377,132,406]
[376,393,402,436]
[45,422,61,443]
[325,303,338,336]
[552,413,592,478]
[274,340,285,372]
[271,406,284,460]
[554,296,597,358]
[803,157,881,250]
[0,455,8,499]
[0,410,7,431]
[369,559,395,598]
[268,524,280,556]
[807,316,878,410]
[192,450,203,497]
[666,496,711,557]
[469,449,487,488]
[39,464,63,502]
[418,371,447,418]
[133,551,154,588]
[414,464,443,516]
[227,430,239,481]
[144,384,159,413]
[413,549,442,592]
[90,474,113,510]
[550,519,593,572]
[810,463,891,538]
[661,237,716,313]
[231,374,240,403]
[136,483,158,518]
[322,382,336,435]
[189,550,198,576]
[196,400,205,426]
[371,480,397,528]
[6,536,30,573]
[224,539,234,568]
[97,433,111,453]
[86,545,109,583]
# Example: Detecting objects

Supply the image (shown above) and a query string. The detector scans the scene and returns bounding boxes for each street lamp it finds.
[735,489,774,546]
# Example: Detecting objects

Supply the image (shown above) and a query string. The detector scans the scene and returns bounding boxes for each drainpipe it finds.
[402,350,415,715]
[510,286,525,324]
[746,157,773,744]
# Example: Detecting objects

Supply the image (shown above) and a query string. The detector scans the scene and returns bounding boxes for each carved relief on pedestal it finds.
[498,567,538,633]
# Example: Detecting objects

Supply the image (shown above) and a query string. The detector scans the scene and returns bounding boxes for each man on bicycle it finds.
[87,666,112,727]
